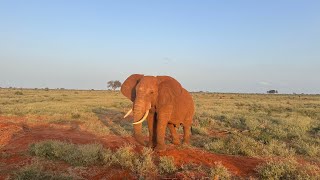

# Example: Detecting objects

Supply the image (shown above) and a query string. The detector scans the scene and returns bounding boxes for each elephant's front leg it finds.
[147,112,156,148]
[154,109,171,152]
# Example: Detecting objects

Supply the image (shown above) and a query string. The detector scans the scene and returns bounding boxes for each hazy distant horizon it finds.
[1,1,319,94]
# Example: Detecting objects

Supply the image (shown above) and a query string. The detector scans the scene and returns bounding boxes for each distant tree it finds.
[107,80,122,91]
[267,90,278,94]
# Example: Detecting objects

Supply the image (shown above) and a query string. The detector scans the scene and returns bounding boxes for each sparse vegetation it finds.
[14,91,23,95]
[29,140,106,166]
[13,163,73,180]
[209,162,232,180]
[256,158,320,180]
[159,156,177,174]
[1,89,320,179]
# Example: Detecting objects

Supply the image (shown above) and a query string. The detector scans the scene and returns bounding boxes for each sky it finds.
[0,1,319,94]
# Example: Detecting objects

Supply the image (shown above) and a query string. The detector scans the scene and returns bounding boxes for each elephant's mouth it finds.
[123,108,149,125]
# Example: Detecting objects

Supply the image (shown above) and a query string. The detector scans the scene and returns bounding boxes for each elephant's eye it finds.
[150,91,154,94]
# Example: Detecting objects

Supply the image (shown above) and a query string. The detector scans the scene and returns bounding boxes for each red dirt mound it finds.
[159,145,263,177]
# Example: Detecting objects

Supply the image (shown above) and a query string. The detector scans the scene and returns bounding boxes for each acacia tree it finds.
[107,80,122,91]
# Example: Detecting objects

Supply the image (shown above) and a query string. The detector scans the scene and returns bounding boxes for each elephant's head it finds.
[120,74,183,143]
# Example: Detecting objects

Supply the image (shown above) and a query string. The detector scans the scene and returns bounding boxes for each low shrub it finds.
[204,135,263,156]
[256,158,320,179]
[159,156,176,174]
[14,91,23,95]
[13,163,72,180]
[209,162,231,180]
[134,147,158,177]
[29,140,105,166]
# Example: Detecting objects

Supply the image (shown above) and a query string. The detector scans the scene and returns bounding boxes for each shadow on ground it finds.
[92,107,137,136]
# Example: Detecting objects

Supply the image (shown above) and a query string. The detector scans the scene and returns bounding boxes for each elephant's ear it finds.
[157,76,183,105]
[121,74,144,102]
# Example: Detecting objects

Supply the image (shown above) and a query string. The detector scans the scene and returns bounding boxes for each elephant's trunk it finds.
[131,99,148,145]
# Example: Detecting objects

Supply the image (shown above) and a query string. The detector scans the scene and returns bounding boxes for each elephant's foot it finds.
[182,139,190,145]
[172,139,180,145]
[147,141,155,148]
[154,144,166,152]
[134,135,145,146]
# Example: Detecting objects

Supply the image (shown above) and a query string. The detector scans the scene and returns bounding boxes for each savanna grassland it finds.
[0,88,319,179]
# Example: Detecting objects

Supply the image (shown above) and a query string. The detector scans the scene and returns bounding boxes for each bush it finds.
[111,145,136,170]
[159,156,176,174]
[134,147,158,177]
[204,135,263,156]
[265,139,295,157]
[71,113,81,119]
[14,91,23,95]
[29,140,105,166]
[13,163,72,180]
[209,162,231,180]
[111,146,157,178]
[256,158,320,179]
[292,139,319,157]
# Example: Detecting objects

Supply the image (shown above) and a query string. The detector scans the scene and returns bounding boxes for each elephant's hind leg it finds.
[168,123,180,145]
[182,122,192,144]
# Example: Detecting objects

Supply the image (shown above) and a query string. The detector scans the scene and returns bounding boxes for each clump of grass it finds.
[30,141,158,178]
[29,140,105,166]
[13,163,72,180]
[209,162,231,180]
[292,139,319,157]
[204,135,263,156]
[159,156,176,174]
[14,91,23,95]
[134,147,158,177]
[111,144,136,170]
[264,139,295,157]
[111,145,157,178]
[71,113,81,119]
[256,158,320,179]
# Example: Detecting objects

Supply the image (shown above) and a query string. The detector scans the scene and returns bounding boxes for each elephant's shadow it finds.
[92,107,148,136]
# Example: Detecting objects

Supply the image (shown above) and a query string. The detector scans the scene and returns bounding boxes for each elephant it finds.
[120,74,195,152]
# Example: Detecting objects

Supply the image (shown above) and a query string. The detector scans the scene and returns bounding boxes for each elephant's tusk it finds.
[132,110,149,125]
[123,109,133,118]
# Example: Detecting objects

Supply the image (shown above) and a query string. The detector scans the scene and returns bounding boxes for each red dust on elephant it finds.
[121,74,195,152]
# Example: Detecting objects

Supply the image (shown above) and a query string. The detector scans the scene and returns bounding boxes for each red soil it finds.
[0,116,264,179]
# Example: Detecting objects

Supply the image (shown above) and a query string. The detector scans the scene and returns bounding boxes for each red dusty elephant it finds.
[121,74,195,152]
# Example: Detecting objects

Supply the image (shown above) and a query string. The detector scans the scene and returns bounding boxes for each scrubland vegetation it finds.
[0,88,319,179]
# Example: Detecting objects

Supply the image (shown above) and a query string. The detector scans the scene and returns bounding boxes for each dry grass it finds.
[256,158,320,179]
[1,88,320,178]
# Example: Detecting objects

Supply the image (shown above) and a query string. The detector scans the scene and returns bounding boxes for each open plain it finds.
[0,88,319,179]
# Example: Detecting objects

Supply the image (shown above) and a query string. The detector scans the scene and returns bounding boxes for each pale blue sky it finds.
[0,1,319,93]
